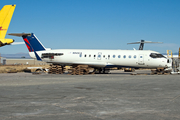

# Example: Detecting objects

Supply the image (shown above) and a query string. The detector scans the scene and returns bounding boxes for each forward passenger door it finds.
[138,54,144,65]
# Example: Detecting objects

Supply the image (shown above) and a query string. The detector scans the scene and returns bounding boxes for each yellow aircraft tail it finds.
[0,4,16,47]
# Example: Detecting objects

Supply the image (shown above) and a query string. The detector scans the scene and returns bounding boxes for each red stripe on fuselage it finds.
[23,38,34,52]
[24,38,30,44]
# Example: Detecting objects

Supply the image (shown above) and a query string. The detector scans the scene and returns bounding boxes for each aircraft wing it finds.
[10,42,24,45]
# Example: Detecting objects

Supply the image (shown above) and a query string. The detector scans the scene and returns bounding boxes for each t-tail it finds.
[23,33,46,52]
[0,5,16,47]
[8,33,46,61]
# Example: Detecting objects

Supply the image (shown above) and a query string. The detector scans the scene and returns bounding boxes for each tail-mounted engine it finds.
[41,53,63,59]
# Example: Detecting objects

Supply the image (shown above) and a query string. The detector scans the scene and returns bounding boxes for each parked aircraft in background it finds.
[127,40,163,50]
[9,33,171,74]
[0,5,16,47]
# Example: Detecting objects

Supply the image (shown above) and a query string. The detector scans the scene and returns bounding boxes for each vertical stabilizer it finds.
[25,33,46,51]
[8,33,46,61]
[23,33,45,61]
[8,33,46,51]
[0,5,16,39]
[23,35,34,52]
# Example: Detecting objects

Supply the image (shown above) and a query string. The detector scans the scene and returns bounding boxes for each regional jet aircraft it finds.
[9,33,171,74]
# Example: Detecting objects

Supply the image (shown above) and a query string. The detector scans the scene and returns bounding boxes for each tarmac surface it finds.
[0,70,180,120]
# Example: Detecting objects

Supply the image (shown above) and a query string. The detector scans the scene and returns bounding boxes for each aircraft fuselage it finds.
[29,49,170,69]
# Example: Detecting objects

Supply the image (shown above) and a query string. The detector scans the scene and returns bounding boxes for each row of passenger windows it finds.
[79,54,138,59]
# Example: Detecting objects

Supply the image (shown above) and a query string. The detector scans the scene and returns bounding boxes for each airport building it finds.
[0,57,49,65]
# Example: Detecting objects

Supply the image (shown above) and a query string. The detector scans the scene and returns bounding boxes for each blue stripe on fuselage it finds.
[105,65,140,69]
[34,51,42,61]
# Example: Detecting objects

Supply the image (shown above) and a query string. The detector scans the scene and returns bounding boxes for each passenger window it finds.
[89,55,91,57]
[84,54,86,57]
[118,55,121,58]
[134,55,136,58]
[129,55,131,58]
[108,55,110,58]
[94,55,96,57]
[103,55,105,58]
[123,55,126,58]
[79,54,82,57]
[113,55,115,58]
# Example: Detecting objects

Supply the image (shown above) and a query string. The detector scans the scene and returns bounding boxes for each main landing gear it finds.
[47,64,110,75]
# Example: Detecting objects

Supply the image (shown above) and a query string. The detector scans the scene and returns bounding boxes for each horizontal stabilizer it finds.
[127,40,163,50]
[127,40,163,44]
[0,38,14,47]
[8,33,31,37]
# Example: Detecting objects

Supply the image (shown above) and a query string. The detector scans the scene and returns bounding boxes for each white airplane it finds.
[9,33,171,74]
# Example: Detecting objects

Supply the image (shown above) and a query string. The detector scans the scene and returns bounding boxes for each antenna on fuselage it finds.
[127,40,163,50]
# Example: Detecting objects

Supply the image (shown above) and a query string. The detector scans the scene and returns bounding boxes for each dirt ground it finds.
[0,65,50,73]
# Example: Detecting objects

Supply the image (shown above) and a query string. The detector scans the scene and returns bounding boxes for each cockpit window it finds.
[150,53,166,58]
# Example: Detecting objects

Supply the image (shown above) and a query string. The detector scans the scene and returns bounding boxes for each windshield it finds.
[150,53,166,58]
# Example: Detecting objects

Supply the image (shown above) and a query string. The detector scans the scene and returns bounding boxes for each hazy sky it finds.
[1,0,180,54]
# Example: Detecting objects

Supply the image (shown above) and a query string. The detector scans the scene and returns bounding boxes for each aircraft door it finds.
[138,54,144,65]
[97,52,102,60]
